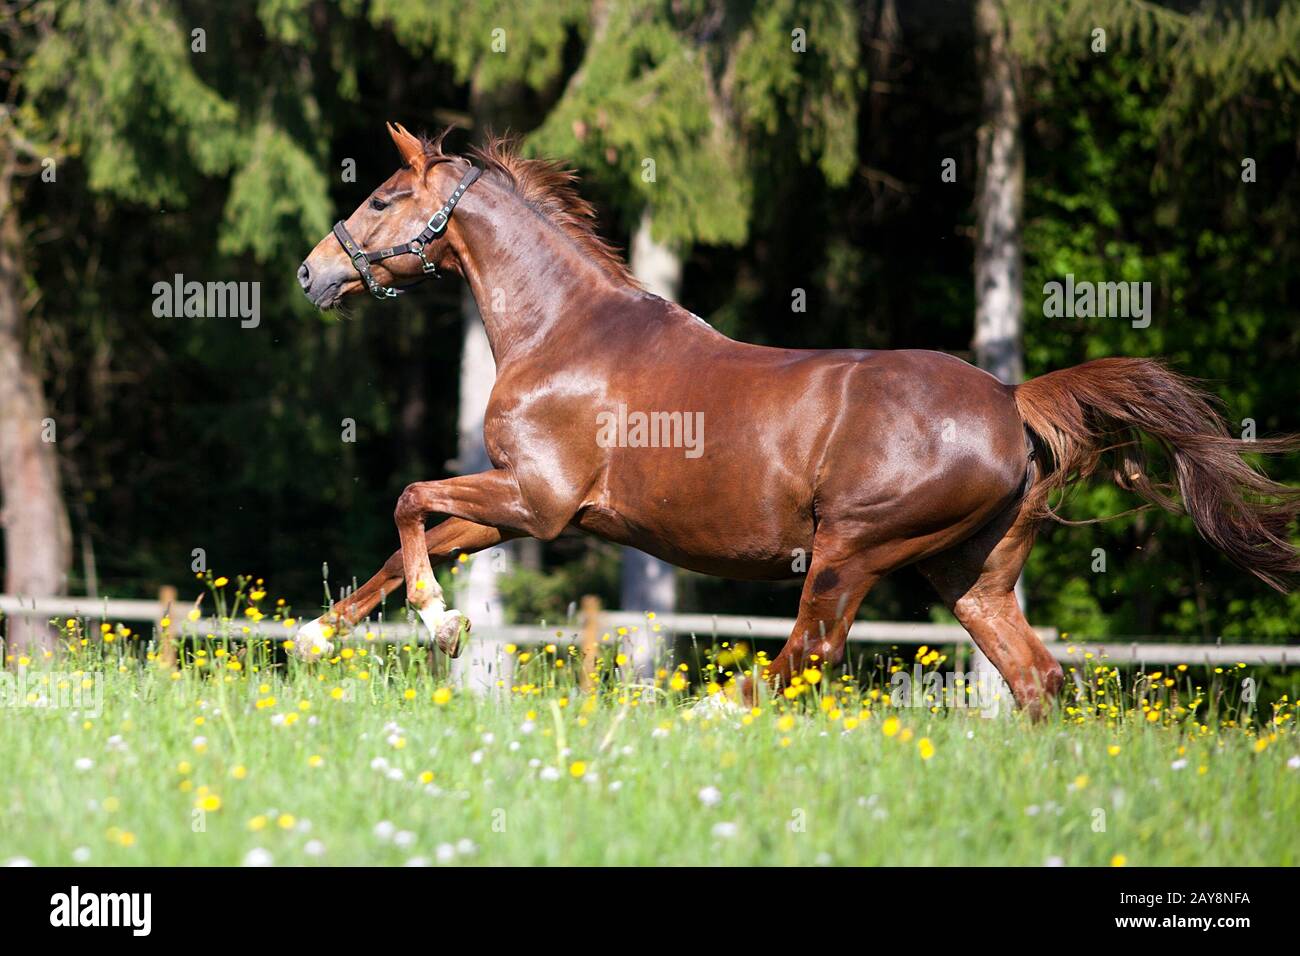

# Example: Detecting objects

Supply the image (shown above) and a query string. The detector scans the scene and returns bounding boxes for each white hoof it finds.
[415,604,470,658]
[291,619,335,661]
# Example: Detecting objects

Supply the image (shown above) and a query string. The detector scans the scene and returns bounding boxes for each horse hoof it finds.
[291,619,335,661]
[435,610,470,658]
[416,605,470,658]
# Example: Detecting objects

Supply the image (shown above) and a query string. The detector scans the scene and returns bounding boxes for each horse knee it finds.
[394,484,424,524]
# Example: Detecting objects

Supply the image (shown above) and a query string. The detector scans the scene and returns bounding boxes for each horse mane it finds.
[418,128,640,288]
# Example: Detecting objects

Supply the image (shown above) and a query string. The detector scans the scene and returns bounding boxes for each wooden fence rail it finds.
[1,593,1295,666]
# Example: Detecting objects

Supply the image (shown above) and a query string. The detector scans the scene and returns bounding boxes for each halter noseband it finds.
[332,164,482,299]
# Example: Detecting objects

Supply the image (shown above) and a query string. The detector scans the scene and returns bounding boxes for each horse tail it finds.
[1013,357,1300,592]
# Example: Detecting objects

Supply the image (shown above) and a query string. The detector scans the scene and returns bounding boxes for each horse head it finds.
[297,122,475,308]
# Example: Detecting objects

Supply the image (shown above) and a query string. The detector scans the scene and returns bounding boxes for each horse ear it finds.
[386,121,424,170]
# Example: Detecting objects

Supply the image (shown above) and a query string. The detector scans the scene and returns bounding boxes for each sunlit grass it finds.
[0,573,1296,866]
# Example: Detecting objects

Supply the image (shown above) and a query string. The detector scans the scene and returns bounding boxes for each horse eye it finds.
[369,198,389,212]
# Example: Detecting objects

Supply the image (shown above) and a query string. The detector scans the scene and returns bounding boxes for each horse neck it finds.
[448,182,629,365]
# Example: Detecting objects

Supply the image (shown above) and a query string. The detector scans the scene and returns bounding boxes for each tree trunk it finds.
[973,0,1024,386]
[620,208,680,677]
[449,286,512,694]
[972,0,1024,706]
[0,139,72,657]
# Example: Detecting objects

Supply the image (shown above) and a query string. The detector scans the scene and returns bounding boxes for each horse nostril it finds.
[297,261,311,290]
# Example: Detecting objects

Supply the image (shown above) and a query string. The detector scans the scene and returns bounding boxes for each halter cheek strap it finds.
[332,164,482,299]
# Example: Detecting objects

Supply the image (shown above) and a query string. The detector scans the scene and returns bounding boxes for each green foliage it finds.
[368,0,588,92]
[8,0,465,600]
[530,0,863,246]
[219,120,331,262]
[528,1,750,246]
[1019,26,1300,639]
[730,0,862,185]
[23,0,332,261]
[1007,0,1300,173]
[255,0,317,48]
[24,0,242,205]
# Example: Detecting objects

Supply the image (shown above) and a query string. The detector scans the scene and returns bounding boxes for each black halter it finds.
[332,165,482,299]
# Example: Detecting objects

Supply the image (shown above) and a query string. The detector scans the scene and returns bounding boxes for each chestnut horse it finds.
[294,123,1300,716]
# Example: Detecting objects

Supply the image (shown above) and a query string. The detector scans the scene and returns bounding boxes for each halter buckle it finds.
[411,240,439,276]
[426,209,450,234]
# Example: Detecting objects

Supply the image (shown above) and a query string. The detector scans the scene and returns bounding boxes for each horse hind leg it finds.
[917,504,1063,720]
[948,585,1062,719]
[745,534,883,703]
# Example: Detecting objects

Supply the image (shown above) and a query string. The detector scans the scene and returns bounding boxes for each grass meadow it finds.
[1,576,1297,867]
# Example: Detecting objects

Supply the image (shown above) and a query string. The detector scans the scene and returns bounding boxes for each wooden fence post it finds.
[579,595,602,692]
[157,585,178,668]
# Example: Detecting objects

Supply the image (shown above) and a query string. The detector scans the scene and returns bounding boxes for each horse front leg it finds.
[393,470,541,657]
[292,518,518,659]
